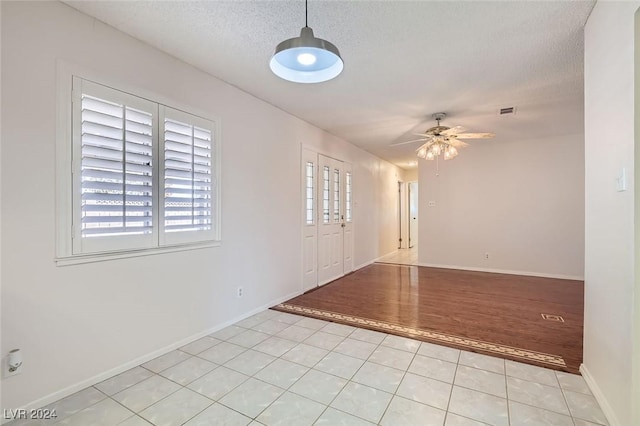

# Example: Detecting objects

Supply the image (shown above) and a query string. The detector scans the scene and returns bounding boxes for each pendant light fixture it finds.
[270,0,344,83]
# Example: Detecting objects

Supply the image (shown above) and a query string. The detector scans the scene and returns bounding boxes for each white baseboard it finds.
[374,250,398,262]
[4,290,302,424]
[580,363,620,426]
[353,259,374,271]
[416,262,584,281]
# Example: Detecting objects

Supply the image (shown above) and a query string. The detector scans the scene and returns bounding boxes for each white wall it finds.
[418,133,585,279]
[0,0,4,409]
[0,1,404,410]
[376,161,402,257]
[583,2,638,425]
[403,168,418,182]
[634,10,640,425]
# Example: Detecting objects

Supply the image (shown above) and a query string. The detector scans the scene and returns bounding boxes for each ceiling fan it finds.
[392,113,495,161]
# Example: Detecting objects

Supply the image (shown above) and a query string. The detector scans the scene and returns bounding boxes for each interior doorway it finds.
[378,180,418,266]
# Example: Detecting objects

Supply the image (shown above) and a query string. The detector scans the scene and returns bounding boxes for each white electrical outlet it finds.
[485,252,490,259]
[237,287,243,298]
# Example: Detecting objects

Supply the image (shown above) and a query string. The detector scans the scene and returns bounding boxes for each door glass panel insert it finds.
[333,168,340,223]
[323,166,330,224]
[346,171,352,222]
[306,161,314,225]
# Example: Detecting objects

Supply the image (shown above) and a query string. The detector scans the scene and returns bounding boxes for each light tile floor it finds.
[377,247,419,266]
[7,309,607,426]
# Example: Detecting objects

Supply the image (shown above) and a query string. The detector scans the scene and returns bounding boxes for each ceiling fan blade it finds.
[449,140,469,148]
[441,126,466,136]
[389,138,428,147]
[454,132,495,139]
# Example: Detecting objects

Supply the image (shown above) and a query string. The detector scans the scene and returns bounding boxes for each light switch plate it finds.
[616,168,627,192]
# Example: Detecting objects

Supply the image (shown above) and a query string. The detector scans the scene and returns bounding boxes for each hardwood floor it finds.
[274,263,584,373]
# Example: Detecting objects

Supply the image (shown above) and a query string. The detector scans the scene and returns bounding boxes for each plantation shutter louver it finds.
[161,107,215,245]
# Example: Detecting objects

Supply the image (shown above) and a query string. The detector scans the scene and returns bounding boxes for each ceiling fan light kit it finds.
[270,0,344,84]
[397,112,495,164]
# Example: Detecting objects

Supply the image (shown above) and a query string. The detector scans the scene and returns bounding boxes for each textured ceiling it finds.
[64,0,595,169]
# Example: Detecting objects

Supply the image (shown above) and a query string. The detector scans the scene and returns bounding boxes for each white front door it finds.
[301,148,318,291]
[302,150,353,289]
[318,154,346,285]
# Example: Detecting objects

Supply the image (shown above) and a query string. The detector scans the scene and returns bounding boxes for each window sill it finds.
[55,241,221,266]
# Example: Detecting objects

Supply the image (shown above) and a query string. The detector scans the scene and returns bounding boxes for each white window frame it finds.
[55,65,221,265]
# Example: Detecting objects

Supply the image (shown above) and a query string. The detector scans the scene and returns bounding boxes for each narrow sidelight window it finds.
[305,161,314,225]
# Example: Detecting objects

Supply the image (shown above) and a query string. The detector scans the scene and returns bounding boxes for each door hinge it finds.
[399,238,402,242]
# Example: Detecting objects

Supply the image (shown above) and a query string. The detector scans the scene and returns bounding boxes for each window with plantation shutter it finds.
[68,77,220,258]
[80,96,154,238]
[160,107,216,245]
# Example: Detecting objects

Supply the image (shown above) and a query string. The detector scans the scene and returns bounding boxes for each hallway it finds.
[377,247,419,266]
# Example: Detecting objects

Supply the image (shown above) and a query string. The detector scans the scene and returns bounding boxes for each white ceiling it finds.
[64,0,595,170]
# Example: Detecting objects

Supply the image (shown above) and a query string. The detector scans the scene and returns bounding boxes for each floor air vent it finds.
[541,313,564,323]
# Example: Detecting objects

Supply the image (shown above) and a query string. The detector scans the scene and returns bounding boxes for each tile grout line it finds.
[443,349,461,423]
[292,321,359,425]
[505,359,511,426]
[376,340,422,425]
[327,330,387,424]
[555,371,580,426]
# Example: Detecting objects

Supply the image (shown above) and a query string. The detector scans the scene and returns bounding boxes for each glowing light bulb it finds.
[425,151,435,160]
[431,144,441,155]
[297,53,317,65]
[417,147,427,158]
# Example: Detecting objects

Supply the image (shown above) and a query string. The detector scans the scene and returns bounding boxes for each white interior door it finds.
[399,181,408,249]
[409,181,419,248]
[301,148,318,291]
[318,154,344,285]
